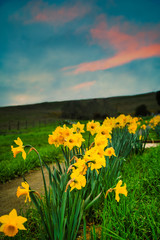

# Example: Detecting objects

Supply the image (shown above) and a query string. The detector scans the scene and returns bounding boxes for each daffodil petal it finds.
[22,150,26,160]
[17,216,27,225]
[0,215,9,224]
[9,209,17,220]
[21,182,29,189]
[0,224,5,232]
[14,137,23,146]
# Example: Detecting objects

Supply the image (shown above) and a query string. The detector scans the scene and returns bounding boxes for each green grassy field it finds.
[0,121,62,183]
[99,146,160,239]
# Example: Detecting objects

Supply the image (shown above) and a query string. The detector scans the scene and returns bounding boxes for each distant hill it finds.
[0,91,160,130]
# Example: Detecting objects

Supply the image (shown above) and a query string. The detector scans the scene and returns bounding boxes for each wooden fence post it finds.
[9,121,11,131]
[17,121,20,130]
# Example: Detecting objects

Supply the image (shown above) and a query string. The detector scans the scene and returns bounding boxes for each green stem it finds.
[24,145,48,205]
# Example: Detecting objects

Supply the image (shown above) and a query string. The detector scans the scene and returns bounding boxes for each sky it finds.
[0,0,160,107]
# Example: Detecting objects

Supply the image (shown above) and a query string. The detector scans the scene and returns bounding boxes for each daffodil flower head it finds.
[17,182,31,203]
[104,147,116,158]
[72,122,85,133]
[11,137,26,160]
[128,123,137,134]
[105,180,128,202]
[70,174,86,191]
[96,125,112,139]
[48,133,59,147]
[113,180,128,202]
[84,147,106,171]
[103,117,116,129]
[0,209,27,237]
[141,124,146,130]
[64,134,78,150]
[94,135,108,148]
[73,159,87,175]
[87,120,100,135]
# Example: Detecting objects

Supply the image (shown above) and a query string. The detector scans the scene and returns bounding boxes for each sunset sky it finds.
[0,0,160,107]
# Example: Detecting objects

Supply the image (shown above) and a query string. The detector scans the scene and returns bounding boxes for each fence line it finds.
[0,118,57,132]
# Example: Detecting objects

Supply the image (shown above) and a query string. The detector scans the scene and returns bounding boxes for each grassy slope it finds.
[0,91,159,131]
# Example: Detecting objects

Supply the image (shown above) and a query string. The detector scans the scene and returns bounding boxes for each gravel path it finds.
[0,143,159,216]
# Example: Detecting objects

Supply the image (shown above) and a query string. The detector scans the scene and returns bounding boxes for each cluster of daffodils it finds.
[49,121,118,192]
[149,115,160,129]
[112,114,140,134]
[48,123,85,150]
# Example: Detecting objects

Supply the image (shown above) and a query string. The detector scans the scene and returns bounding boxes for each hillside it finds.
[0,91,159,131]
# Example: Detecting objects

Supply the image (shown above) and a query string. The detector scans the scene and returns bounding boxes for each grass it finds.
[85,145,160,239]
[0,121,63,183]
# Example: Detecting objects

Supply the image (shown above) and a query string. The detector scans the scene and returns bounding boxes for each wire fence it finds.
[0,118,57,133]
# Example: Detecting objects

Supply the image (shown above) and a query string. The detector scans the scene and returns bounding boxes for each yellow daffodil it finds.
[72,159,87,175]
[103,117,116,129]
[94,135,108,148]
[90,156,106,172]
[105,147,116,158]
[48,133,59,146]
[74,133,85,148]
[72,122,85,133]
[49,125,74,147]
[70,174,86,191]
[87,120,100,135]
[113,180,128,202]
[128,123,137,134]
[105,180,128,202]
[97,125,112,139]
[84,147,106,171]
[61,125,73,139]
[141,124,146,130]
[64,134,77,150]
[0,209,27,237]
[149,115,160,128]
[11,137,26,160]
[17,182,31,203]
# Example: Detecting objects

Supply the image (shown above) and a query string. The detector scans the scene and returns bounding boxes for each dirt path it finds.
[0,163,56,216]
[0,143,159,216]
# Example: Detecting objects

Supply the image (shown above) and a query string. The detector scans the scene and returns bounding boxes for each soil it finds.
[0,143,159,216]
[0,163,56,216]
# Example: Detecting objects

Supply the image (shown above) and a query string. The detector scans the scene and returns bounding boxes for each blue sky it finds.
[0,0,160,107]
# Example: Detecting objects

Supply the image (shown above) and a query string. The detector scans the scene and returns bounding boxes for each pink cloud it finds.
[64,44,160,74]
[90,19,159,51]
[71,81,96,90]
[63,17,160,74]
[10,0,91,25]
